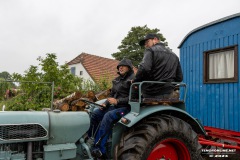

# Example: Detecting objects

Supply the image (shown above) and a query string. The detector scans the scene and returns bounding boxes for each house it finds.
[178,13,240,131]
[67,53,119,83]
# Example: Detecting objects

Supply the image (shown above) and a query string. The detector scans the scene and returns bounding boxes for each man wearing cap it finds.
[133,33,183,99]
[88,58,135,159]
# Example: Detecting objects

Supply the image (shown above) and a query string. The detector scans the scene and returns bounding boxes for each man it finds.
[88,58,135,159]
[133,33,183,98]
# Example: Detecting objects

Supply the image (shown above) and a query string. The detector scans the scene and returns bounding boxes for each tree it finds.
[13,53,85,96]
[0,78,9,101]
[112,25,168,66]
[8,53,83,111]
[0,71,12,80]
[4,53,113,111]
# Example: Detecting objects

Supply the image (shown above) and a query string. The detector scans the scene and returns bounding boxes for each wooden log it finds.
[58,103,69,111]
[86,90,97,102]
[76,100,86,107]
[69,98,88,111]
[70,99,86,107]
[95,89,111,100]
[71,99,79,106]
[65,91,82,104]
[71,105,78,111]
[77,105,86,111]
[53,91,82,109]
[53,90,109,112]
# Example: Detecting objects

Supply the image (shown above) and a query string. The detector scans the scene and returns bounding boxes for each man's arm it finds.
[117,97,129,105]
[103,81,116,106]
[134,49,153,82]
[175,61,183,82]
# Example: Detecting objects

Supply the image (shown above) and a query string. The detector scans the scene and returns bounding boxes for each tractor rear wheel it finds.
[115,115,203,160]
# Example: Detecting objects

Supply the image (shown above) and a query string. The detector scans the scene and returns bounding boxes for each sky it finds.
[0,0,239,75]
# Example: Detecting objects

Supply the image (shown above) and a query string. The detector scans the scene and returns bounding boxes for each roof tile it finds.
[67,53,119,82]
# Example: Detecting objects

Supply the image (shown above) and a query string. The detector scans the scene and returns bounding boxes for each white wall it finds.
[68,63,94,82]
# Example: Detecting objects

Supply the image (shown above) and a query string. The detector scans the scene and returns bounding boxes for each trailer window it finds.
[204,45,238,83]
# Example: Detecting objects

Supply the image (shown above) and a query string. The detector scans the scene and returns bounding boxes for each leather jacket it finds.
[104,59,135,108]
[134,42,183,95]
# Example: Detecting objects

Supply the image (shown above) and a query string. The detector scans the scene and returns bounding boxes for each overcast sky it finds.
[0,0,239,75]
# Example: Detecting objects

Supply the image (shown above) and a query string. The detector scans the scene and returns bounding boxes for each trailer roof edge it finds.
[178,12,240,49]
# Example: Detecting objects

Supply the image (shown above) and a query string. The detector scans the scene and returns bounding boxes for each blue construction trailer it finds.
[178,13,240,156]
[178,13,240,133]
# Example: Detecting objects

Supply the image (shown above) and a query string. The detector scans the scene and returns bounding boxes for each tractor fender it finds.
[119,105,206,135]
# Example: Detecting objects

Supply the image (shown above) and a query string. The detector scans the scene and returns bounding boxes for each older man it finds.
[88,58,135,159]
[134,33,183,98]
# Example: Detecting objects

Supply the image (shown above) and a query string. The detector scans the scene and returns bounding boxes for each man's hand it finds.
[107,98,118,105]
[100,103,106,110]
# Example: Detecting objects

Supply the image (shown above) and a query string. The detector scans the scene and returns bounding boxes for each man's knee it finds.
[103,111,113,120]
[104,108,128,121]
[91,109,103,122]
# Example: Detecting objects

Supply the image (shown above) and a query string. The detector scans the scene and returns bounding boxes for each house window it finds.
[70,67,76,76]
[204,45,238,83]
[80,71,83,76]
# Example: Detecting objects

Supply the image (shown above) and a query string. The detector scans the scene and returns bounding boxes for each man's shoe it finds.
[97,153,108,160]
[91,147,102,158]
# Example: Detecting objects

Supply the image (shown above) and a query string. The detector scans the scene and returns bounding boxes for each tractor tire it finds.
[115,115,203,160]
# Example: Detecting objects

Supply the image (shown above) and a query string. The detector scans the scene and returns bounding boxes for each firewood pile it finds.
[53,89,111,111]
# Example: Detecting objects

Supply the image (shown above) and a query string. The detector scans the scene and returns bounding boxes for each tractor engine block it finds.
[0,141,46,160]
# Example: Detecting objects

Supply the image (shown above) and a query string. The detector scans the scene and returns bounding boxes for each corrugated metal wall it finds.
[179,15,240,131]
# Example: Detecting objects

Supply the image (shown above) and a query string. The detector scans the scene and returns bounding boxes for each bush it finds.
[4,53,113,111]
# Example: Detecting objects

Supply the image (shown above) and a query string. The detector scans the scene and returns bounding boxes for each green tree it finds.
[112,25,168,66]
[0,78,9,101]
[0,71,12,80]
[9,53,83,110]
[5,53,114,111]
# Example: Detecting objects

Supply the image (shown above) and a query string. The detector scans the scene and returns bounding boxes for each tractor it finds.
[0,81,206,160]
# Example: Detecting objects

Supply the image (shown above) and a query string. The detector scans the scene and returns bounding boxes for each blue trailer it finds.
[178,12,240,155]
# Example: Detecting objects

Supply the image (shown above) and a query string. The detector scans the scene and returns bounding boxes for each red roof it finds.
[67,53,119,82]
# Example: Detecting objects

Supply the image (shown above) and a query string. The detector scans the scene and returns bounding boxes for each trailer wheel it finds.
[115,115,203,160]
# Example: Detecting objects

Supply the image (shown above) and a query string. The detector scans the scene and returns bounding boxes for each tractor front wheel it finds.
[115,115,203,160]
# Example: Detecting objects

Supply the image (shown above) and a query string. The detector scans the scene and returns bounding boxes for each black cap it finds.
[139,33,159,46]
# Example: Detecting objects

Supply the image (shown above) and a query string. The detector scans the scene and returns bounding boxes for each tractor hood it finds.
[0,111,90,144]
[47,111,90,144]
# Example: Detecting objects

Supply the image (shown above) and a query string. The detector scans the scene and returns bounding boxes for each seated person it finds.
[87,58,135,159]
[133,33,183,99]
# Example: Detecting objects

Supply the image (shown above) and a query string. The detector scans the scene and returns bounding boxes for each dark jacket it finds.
[104,59,135,108]
[134,42,183,95]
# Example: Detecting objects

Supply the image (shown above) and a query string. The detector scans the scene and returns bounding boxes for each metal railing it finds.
[129,81,187,114]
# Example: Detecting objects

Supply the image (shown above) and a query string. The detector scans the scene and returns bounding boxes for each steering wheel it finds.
[79,98,103,108]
